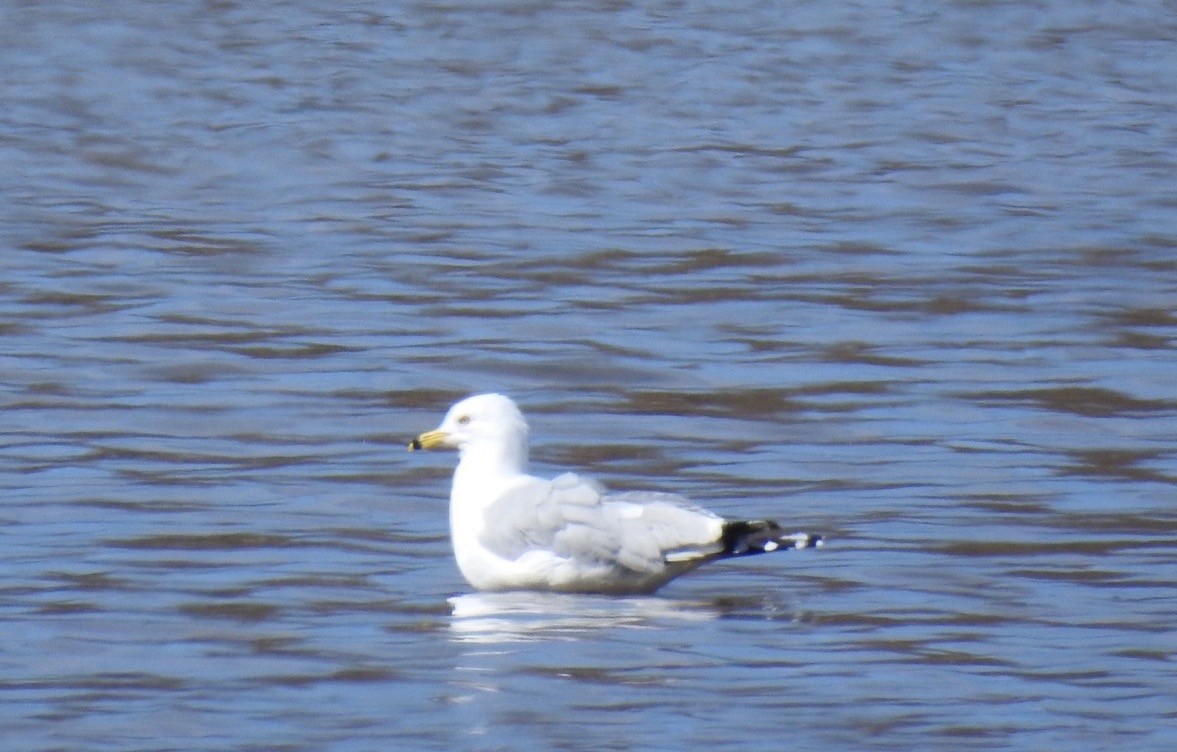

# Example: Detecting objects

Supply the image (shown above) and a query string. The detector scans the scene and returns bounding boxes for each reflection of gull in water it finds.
[448,592,721,643]
[409,394,822,595]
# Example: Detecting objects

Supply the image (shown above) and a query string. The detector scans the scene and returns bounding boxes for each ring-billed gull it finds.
[409,393,822,594]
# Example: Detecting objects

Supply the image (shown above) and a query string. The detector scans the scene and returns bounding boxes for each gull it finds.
[409,393,822,594]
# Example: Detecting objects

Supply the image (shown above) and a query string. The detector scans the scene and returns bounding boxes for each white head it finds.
[409,393,530,473]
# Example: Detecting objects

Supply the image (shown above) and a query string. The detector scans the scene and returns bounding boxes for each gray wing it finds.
[479,472,725,573]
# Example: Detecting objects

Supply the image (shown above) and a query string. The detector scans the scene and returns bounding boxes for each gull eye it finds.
[457,415,470,425]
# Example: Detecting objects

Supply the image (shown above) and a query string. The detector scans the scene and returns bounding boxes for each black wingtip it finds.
[795,533,824,549]
[721,520,824,557]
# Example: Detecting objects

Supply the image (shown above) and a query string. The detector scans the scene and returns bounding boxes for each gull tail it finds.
[720,520,823,557]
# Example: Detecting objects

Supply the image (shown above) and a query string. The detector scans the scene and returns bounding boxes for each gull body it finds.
[409,393,822,594]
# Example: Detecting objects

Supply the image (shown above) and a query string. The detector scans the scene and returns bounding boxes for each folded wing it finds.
[479,472,726,574]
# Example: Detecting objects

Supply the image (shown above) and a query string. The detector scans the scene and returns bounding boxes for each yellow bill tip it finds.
[408,429,449,451]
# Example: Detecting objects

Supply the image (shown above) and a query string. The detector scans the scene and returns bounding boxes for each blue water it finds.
[1,1,1175,750]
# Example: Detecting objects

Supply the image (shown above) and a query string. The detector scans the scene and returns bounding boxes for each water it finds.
[2,1,1175,749]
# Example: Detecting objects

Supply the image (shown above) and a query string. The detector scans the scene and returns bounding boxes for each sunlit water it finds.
[2,2,1175,750]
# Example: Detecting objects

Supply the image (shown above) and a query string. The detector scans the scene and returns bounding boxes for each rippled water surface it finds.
[2,1,1175,750]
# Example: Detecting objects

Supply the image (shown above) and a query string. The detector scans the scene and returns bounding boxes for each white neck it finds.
[451,437,529,508]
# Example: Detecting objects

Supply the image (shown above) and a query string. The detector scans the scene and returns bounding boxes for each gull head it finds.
[408,394,530,469]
